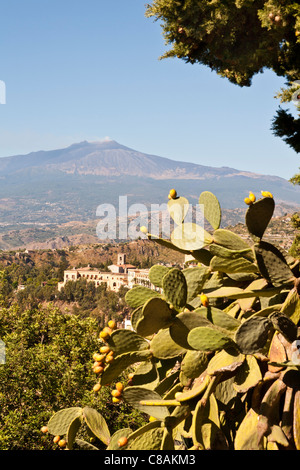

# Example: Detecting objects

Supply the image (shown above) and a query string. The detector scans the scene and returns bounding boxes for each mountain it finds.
[0,140,299,237]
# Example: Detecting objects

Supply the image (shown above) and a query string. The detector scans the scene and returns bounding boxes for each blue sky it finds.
[0,0,299,180]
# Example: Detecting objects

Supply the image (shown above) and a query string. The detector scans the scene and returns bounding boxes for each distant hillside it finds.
[0,140,299,233]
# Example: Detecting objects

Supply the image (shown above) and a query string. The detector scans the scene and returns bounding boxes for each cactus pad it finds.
[83,407,110,445]
[107,328,150,356]
[183,266,210,303]
[187,326,235,352]
[245,196,275,241]
[125,285,161,308]
[167,196,189,225]
[123,386,170,420]
[150,327,186,359]
[136,297,175,337]
[100,350,152,385]
[254,241,295,287]
[162,267,187,310]
[171,222,213,251]
[234,316,273,354]
[148,265,170,287]
[47,407,83,436]
[198,191,222,230]
[213,229,250,251]
[169,311,213,349]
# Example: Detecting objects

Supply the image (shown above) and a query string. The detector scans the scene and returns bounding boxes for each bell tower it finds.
[117,253,126,265]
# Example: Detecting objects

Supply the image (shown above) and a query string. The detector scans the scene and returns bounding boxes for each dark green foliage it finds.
[271,107,300,154]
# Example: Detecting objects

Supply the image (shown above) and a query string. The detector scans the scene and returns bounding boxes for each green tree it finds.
[146,0,300,178]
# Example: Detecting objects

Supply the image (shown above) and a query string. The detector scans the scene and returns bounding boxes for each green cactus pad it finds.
[169,312,213,350]
[198,191,222,230]
[207,348,244,377]
[100,350,152,385]
[187,326,235,352]
[280,288,300,325]
[254,241,295,287]
[210,255,258,274]
[195,306,241,332]
[125,285,161,308]
[233,355,262,393]
[234,316,273,354]
[107,428,132,450]
[206,285,281,300]
[83,407,110,445]
[269,312,298,342]
[245,196,275,241]
[162,267,188,310]
[180,350,209,379]
[136,297,175,337]
[213,229,250,250]
[123,386,170,420]
[167,196,189,225]
[47,407,83,436]
[192,393,221,449]
[130,306,143,331]
[74,438,99,450]
[234,408,263,450]
[107,328,150,356]
[183,266,211,303]
[171,222,213,251]
[127,423,164,450]
[150,327,186,359]
[147,233,191,254]
[209,243,255,262]
[214,376,238,406]
[130,360,159,390]
[175,374,211,403]
[66,416,82,450]
[189,248,214,266]
[148,265,170,287]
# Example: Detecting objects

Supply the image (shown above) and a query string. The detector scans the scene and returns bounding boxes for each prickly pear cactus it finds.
[43,190,300,451]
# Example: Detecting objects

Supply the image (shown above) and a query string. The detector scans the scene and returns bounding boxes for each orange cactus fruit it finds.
[248,191,256,203]
[93,383,101,393]
[169,188,177,199]
[115,382,124,392]
[200,294,209,307]
[118,436,128,447]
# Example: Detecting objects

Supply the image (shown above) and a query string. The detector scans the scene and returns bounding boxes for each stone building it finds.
[57,254,153,293]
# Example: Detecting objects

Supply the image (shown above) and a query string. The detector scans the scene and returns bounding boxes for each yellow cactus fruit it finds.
[244,197,252,205]
[99,330,110,341]
[94,365,104,374]
[107,320,116,330]
[93,383,101,393]
[140,226,148,234]
[248,191,256,203]
[200,294,209,307]
[261,190,273,198]
[118,436,128,447]
[112,397,121,403]
[111,389,122,398]
[94,353,105,363]
[58,439,67,448]
[115,382,124,392]
[41,426,48,434]
[100,346,110,354]
[169,188,177,199]
[149,416,156,422]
